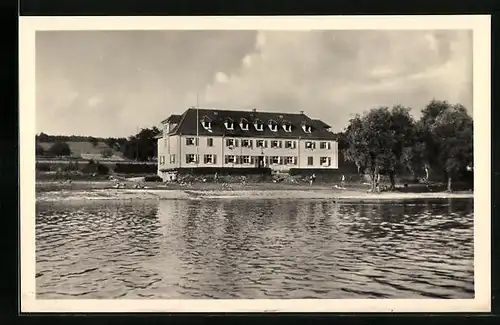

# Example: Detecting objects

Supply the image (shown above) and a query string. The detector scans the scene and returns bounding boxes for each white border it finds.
[19,15,491,313]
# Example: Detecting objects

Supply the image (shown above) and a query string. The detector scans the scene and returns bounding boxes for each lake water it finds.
[36,197,474,299]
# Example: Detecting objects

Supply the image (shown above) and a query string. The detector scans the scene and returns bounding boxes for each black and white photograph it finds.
[20,16,491,313]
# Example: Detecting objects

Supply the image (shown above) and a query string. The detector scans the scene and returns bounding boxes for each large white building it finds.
[157,107,339,179]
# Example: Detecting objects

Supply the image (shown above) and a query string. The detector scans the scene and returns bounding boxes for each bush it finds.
[48,142,72,157]
[82,160,109,175]
[36,162,52,172]
[114,163,157,174]
[144,175,162,182]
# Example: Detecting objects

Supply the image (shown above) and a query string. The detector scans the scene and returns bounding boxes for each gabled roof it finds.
[164,108,337,140]
[161,114,182,124]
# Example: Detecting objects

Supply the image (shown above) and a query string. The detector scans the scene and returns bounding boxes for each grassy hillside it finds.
[38,141,126,161]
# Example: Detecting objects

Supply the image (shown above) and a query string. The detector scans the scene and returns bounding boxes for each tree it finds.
[121,127,161,161]
[101,148,114,158]
[343,106,418,191]
[428,104,473,191]
[35,143,45,156]
[48,142,72,157]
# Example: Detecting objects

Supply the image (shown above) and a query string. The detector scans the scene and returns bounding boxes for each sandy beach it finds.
[35,180,474,202]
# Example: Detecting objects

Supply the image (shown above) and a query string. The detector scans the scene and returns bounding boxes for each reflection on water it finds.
[36,198,474,299]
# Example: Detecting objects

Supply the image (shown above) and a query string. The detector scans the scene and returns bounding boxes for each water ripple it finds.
[36,198,474,299]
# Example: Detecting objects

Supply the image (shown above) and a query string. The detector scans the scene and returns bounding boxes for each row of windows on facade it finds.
[183,137,332,149]
[201,120,313,133]
[160,154,332,166]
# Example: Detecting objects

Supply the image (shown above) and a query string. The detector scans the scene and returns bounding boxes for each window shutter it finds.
[264,140,268,148]
[235,139,239,147]
[327,142,331,149]
[235,156,240,164]
[195,138,199,146]
[213,155,217,164]
[265,156,269,165]
[313,142,316,149]
[185,138,189,145]
[185,154,189,163]
[279,141,283,148]
[328,157,332,166]
[280,157,284,165]
[293,157,298,165]
[250,156,255,164]
[225,156,228,164]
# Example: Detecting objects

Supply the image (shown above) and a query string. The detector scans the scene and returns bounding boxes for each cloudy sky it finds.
[36,29,472,137]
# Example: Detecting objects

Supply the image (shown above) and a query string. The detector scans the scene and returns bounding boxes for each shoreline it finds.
[36,181,474,202]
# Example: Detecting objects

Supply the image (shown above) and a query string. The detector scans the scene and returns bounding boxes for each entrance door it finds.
[258,156,264,168]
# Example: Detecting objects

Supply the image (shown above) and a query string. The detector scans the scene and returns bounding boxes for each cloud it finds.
[202,30,472,131]
[35,30,471,136]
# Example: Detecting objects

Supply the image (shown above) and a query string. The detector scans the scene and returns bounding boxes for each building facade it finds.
[157,107,339,179]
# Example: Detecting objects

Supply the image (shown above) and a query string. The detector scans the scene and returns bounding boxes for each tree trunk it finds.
[389,172,395,190]
[447,177,452,192]
[370,171,376,192]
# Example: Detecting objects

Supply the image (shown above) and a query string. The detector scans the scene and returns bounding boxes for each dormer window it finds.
[240,119,249,131]
[254,121,264,131]
[200,116,213,131]
[268,120,278,132]
[302,125,312,133]
[283,124,292,132]
[201,120,212,130]
[224,121,234,130]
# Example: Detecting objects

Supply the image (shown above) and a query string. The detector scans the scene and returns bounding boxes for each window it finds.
[226,138,235,147]
[207,138,214,147]
[320,157,331,166]
[307,157,314,166]
[285,140,296,149]
[271,156,280,164]
[186,154,198,164]
[320,141,331,149]
[169,154,176,163]
[305,141,316,149]
[256,140,265,148]
[186,137,198,146]
[241,139,252,148]
[202,121,212,129]
[269,123,278,132]
[285,156,294,165]
[225,155,236,164]
[240,122,249,130]
[204,154,215,164]
[255,123,264,131]
[241,155,251,164]
[224,121,234,130]
[160,156,165,164]
[302,125,312,133]
[283,124,292,132]
[271,140,281,148]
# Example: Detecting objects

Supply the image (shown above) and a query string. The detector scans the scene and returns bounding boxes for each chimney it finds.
[299,110,304,115]
[252,108,257,112]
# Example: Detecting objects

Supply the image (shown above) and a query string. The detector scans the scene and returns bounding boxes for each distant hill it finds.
[38,141,127,161]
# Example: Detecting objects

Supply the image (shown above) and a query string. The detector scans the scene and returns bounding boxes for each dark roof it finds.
[165,108,337,140]
[313,119,331,129]
[161,114,182,124]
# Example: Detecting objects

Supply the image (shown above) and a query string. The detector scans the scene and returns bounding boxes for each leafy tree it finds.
[121,127,161,161]
[428,104,473,191]
[35,143,45,156]
[343,106,417,191]
[48,142,72,157]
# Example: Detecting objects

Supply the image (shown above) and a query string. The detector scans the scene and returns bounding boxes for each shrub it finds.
[144,175,162,182]
[114,163,157,174]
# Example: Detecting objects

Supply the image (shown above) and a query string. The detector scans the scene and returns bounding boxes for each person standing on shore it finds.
[310,173,316,186]
[340,174,345,188]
